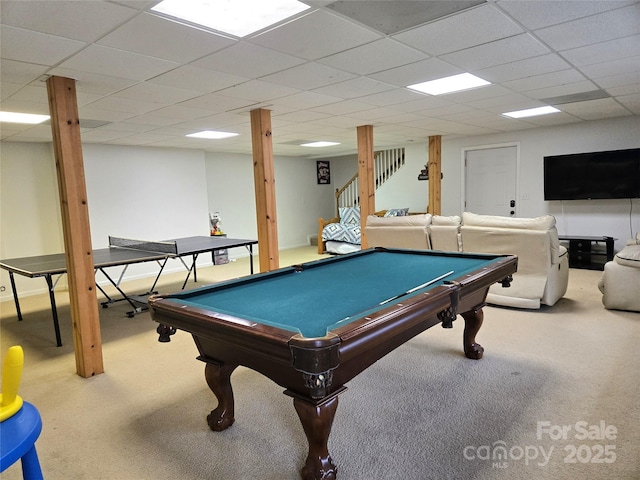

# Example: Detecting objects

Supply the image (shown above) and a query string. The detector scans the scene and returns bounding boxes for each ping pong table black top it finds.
[1,235,258,346]
[0,235,257,277]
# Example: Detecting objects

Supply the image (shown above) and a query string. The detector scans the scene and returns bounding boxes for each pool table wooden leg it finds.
[293,394,339,480]
[204,362,238,431]
[461,307,485,360]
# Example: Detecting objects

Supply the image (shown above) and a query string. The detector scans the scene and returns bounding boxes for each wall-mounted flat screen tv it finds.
[544,148,640,200]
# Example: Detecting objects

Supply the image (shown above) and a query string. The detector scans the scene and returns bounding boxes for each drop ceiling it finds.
[1,0,639,157]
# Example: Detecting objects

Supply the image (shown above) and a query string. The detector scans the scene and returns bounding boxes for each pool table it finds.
[149,247,517,479]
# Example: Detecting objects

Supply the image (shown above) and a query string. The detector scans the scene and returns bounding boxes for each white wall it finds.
[204,152,335,248]
[441,116,640,251]
[375,143,429,212]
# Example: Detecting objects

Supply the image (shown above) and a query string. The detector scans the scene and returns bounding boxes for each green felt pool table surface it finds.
[156,248,500,338]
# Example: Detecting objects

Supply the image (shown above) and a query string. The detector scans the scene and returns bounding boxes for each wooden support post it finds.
[250,108,279,272]
[46,76,104,378]
[357,125,375,249]
[428,135,442,215]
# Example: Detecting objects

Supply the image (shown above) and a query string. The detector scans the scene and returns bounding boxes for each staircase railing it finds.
[335,147,405,214]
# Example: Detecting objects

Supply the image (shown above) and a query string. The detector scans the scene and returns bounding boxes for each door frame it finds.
[460,142,521,215]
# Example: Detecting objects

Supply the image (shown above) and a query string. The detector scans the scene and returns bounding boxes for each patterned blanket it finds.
[322,206,362,245]
[322,222,361,245]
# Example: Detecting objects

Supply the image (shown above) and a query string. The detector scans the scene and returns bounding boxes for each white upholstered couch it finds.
[598,233,640,312]
[364,212,569,309]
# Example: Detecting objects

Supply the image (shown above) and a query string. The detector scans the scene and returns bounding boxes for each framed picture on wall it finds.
[317,160,330,184]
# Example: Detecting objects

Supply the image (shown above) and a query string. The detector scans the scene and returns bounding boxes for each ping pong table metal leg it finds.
[180,253,199,290]
[248,245,254,274]
[8,272,23,322]
[44,274,63,347]
[148,258,169,293]
[96,267,145,313]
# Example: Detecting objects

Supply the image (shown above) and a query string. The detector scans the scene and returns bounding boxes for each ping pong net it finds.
[108,236,178,255]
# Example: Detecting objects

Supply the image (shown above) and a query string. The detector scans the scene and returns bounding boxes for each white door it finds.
[464,146,517,216]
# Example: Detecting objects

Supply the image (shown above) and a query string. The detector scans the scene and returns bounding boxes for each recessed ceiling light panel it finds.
[187,130,239,139]
[407,73,490,96]
[151,0,310,37]
[0,111,50,124]
[300,141,341,147]
[502,106,560,118]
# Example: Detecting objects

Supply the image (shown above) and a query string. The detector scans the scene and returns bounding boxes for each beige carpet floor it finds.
[1,247,639,480]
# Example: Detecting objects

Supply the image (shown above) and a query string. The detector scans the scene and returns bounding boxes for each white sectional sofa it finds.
[598,233,640,312]
[460,212,569,309]
[364,212,569,309]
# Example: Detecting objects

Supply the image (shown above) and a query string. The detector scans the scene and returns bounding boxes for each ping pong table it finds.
[0,235,258,347]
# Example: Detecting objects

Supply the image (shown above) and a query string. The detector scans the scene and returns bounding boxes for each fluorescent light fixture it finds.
[407,73,490,96]
[151,0,310,37]
[186,130,239,139]
[300,141,341,148]
[502,106,560,118]
[0,111,50,124]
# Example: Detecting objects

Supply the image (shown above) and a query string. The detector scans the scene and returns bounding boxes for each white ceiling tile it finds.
[272,91,344,110]
[273,110,332,123]
[5,124,52,140]
[496,1,636,30]
[120,114,183,127]
[0,1,637,157]
[393,4,523,56]
[597,72,640,91]
[261,62,356,90]
[44,68,138,95]
[98,13,235,63]
[113,83,202,104]
[1,25,87,65]
[317,38,427,75]
[561,34,640,67]
[58,45,179,81]
[249,10,381,60]
[193,42,305,78]
[534,4,640,51]
[0,81,23,100]
[580,55,640,79]
[148,105,222,121]
[77,107,138,123]
[477,54,571,83]
[617,93,640,114]
[369,58,461,87]
[559,98,634,120]
[502,69,587,92]
[147,65,249,93]
[442,34,551,71]
[3,84,48,105]
[177,92,258,112]
[312,77,395,99]
[0,59,49,85]
[0,0,137,42]
[441,84,513,104]
[355,88,427,108]
[84,95,164,114]
[215,80,300,103]
[310,100,372,115]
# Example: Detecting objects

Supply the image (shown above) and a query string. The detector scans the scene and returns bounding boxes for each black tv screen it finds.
[544,148,640,200]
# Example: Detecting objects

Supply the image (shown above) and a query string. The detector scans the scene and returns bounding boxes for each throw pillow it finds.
[339,207,360,225]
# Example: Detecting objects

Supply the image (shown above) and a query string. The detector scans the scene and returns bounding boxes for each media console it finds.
[558,236,616,271]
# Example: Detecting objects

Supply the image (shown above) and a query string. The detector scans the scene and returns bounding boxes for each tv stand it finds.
[559,236,616,271]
